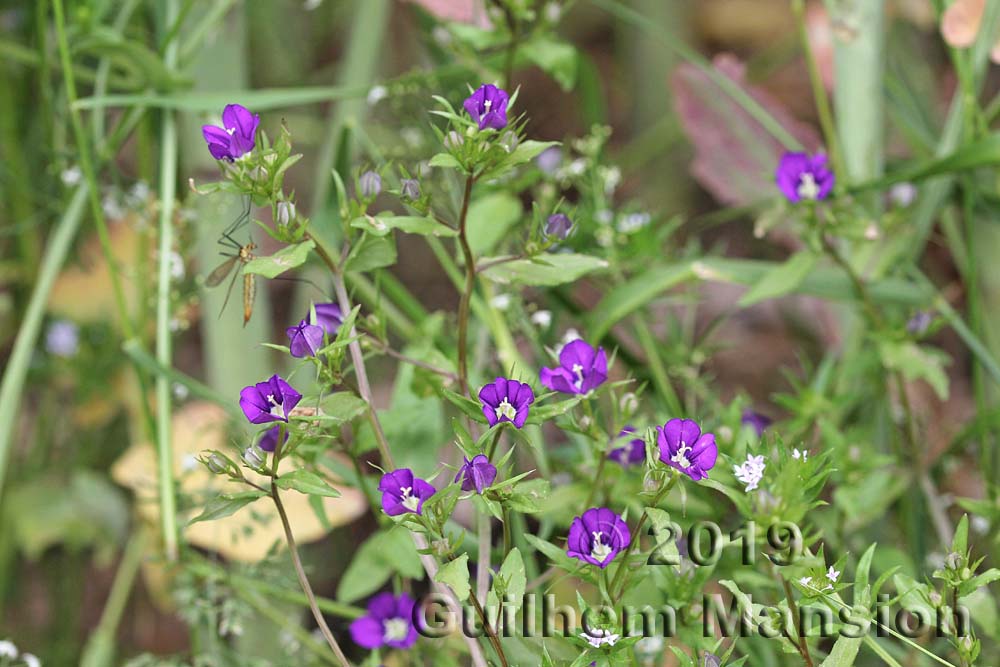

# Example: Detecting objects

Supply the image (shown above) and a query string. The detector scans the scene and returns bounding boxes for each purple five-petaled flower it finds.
[479,377,534,428]
[657,418,718,481]
[258,425,289,453]
[202,104,260,162]
[286,320,324,358]
[540,339,608,395]
[455,454,497,494]
[463,84,509,131]
[775,152,835,203]
[239,374,302,424]
[608,426,645,467]
[379,469,435,516]
[349,592,418,650]
[741,410,772,437]
[566,507,630,568]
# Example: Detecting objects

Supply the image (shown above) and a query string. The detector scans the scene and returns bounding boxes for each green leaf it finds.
[524,534,580,572]
[879,341,951,400]
[350,214,457,238]
[345,234,397,273]
[645,507,680,569]
[243,240,315,278]
[738,251,817,307]
[524,37,579,90]
[467,192,523,255]
[318,392,369,423]
[953,514,969,555]
[818,634,862,667]
[489,548,527,611]
[337,527,423,602]
[428,152,462,169]
[274,470,342,498]
[435,553,471,601]
[855,132,1000,192]
[188,491,267,525]
[506,140,559,168]
[482,253,608,286]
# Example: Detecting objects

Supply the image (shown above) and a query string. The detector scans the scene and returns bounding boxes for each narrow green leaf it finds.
[738,251,817,307]
[350,214,457,237]
[482,253,608,286]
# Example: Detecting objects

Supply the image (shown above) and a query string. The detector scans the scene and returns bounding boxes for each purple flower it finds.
[258,425,288,453]
[566,507,630,568]
[740,410,772,437]
[400,178,421,200]
[239,374,302,424]
[286,320,324,358]
[608,426,645,467]
[201,104,259,162]
[309,303,343,336]
[775,152,834,203]
[540,339,608,395]
[657,418,718,481]
[379,469,435,516]
[455,454,497,494]
[544,213,573,240]
[479,377,534,428]
[463,84,509,130]
[536,146,562,174]
[349,592,418,650]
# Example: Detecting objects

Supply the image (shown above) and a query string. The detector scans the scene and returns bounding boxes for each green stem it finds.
[271,482,354,667]
[241,592,342,666]
[609,473,678,604]
[456,174,477,395]
[150,0,181,562]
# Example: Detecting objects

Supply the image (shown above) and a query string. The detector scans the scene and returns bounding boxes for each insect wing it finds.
[205,255,238,287]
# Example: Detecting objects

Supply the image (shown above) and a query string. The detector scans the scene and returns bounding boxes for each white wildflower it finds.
[490,294,511,310]
[616,212,651,233]
[798,576,812,587]
[169,251,185,281]
[61,166,82,186]
[733,453,766,492]
[0,640,17,658]
[792,448,808,461]
[567,158,587,176]
[366,85,388,106]
[531,310,552,328]
[889,182,917,207]
[45,320,79,357]
[972,515,990,535]
[826,565,840,583]
[580,628,619,648]
[22,654,40,667]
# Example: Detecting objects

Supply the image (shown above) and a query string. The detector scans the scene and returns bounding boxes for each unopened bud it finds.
[544,213,573,240]
[242,446,265,468]
[500,130,519,153]
[444,130,464,150]
[619,392,639,415]
[207,454,227,474]
[276,201,296,226]
[400,178,421,200]
[359,170,382,198]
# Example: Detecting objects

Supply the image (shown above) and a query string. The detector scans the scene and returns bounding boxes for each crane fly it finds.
[207,197,257,326]
[206,238,256,326]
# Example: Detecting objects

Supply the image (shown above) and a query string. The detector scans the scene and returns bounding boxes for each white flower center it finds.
[266,394,285,419]
[226,126,236,135]
[671,441,692,468]
[590,531,613,563]
[383,617,409,642]
[797,172,820,200]
[495,398,517,421]
[483,99,492,112]
[572,363,585,388]
[399,486,420,512]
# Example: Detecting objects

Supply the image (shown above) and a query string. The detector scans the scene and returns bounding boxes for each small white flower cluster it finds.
[580,627,619,648]
[0,640,40,667]
[792,448,808,461]
[799,565,840,592]
[733,453,766,492]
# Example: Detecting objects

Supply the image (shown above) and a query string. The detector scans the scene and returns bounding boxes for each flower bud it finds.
[444,130,464,150]
[400,178,421,201]
[242,445,265,468]
[500,130,519,153]
[359,170,381,198]
[619,392,639,415]
[248,165,269,182]
[544,213,573,240]
[929,591,943,606]
[207,454,227,474]
[276,201,296,226]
